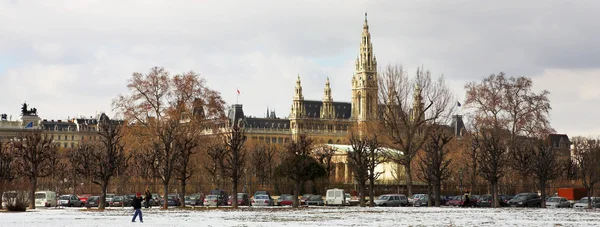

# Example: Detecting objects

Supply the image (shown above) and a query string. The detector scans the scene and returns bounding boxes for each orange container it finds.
[558,188,587,201]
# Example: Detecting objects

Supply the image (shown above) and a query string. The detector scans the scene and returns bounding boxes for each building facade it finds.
[230,13,381,145]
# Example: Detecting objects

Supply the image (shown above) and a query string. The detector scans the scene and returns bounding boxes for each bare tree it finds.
[473,127,508,208]
[69,143,96,193]
[314,145,336,190]
[0,141,16,209]
[366,134,385,207]
[572,137,600,209]
[221,125,247,209]
[173,127,200,207]
[378,64,455,196]
[250,142,277,187]
[114,67,225,209]
[90,115,129,209]
[418,127,453,207]
[205,142,227,190]
[275,134,324,208]
[465,73,553,190]
[531,139,562,208]
[510,140,534,191]
[465,135,479,193]
[347,131,369,207]
[13,131,58,209]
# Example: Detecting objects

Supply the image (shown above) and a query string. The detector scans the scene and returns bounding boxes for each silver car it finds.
[573,197,600,208]
[374,194,408,207]
[252,195,273,206]
[546,197,570,208]
[204,195,220,207]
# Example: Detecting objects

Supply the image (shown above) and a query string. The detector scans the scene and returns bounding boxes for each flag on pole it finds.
[237,88,240,95]
[457,101,462,107]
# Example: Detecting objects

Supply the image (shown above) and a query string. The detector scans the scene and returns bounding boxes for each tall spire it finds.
[356,12,376,72]
[294,74,303,100]
[323,77,332,102]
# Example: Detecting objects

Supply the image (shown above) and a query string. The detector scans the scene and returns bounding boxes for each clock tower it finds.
[352,12,378,122]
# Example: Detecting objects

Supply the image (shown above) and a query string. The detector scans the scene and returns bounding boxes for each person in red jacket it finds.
[132,192,143,223]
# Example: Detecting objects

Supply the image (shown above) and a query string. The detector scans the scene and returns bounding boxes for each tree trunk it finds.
[29,176,37,209]
[180,179,186,208]
[588,187,592,209]
[404,164,413,197]
[491,181,498,208]
[369,176,375,207]
[359,182,366,207]
[232,174,239,209]
[540,181,546,208]
[434,180,441,207]
[470,171,476,194]
[427,184,432,207]
[163,183,169,209]
[293,180,300,208]
[99,181,108,209]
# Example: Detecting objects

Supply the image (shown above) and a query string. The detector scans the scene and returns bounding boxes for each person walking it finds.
[463,191,470,208]
[132,192,143,223]
[144,189,152,208]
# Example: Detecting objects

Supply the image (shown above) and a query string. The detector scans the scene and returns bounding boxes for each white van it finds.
[35,191,57,207]
[325,188,346,206]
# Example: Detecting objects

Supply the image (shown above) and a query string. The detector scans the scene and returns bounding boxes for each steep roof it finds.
[303,100,352,119]
[246,118,290,130]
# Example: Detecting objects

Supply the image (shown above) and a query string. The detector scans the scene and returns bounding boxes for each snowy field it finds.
[2,206,600,227]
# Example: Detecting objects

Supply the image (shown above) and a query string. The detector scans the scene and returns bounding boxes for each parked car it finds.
[305,195,324,206]
[344,193,352,206]
[184,193,204,206]
[300,194,313,205]
[111,196,125,207]
[251,195,274,206]
[447,195,477,207]
[508,193,541,207]
[374,194,408,207]
[105,194,116,206]
[476,194,510,207]
[35,191,57,207]
[573,197,600,208]
[210,189,228,206]
[254,191,271,199]
[78,194,92,205]
[167,194,181,206]
[204,195,220,207]
[409,194,427,206]
[278,194,294,206]
[58,194,83,207]
[85,196,100,208]
[546,196,571,208]
[414,195,429,207]
[227,193,250,206]
[142,193,163,207]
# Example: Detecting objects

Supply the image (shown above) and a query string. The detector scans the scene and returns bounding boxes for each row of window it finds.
[250,136,290,144]
[51,134,100,141]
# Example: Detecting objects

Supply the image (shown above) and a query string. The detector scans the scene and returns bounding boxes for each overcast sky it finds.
[0,0,599,136]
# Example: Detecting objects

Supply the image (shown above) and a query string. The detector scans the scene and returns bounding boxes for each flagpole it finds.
[236,87,239,105]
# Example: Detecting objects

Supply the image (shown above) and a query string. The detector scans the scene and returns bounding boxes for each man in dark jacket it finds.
[144,190,152,208]
[132,192,143,223]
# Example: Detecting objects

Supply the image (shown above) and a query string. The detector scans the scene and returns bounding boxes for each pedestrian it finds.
[132,192,143,223]
[463,191,470,208]
[144,189,152,208]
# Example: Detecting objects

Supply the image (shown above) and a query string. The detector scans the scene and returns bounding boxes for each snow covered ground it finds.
[1,206,600,227]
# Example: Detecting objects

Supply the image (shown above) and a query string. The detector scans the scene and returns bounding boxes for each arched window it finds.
[357,92,362,115]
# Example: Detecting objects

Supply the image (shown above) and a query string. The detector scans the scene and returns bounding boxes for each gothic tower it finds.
[290,75,305,140]
[351,12,378,122]
[321,77,336,119]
